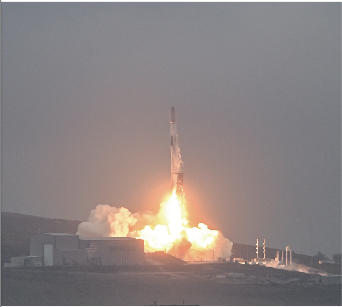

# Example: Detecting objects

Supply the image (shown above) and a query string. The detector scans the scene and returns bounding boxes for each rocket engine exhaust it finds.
[170,107,184,200]
[76,107,234,262]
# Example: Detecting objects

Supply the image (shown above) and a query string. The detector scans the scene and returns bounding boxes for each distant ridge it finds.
[0,212,324,269]
[1,211,81,265]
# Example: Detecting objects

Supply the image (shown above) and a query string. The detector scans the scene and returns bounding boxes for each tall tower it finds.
[256,239,259,259]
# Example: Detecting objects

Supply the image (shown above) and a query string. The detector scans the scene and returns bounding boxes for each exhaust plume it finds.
[77,108,233,261]
[77,197,233,261]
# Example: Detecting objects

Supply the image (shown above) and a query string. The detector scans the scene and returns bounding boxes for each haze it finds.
[2,3,341,259]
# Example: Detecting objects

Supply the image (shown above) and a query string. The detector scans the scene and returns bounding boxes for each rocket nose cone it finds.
[170,107,176,123]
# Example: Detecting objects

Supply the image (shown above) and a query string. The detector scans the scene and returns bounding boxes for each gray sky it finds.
[2,3,341,258]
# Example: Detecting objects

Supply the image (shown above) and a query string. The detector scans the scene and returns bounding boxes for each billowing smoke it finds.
[77,205,140,237]
[77,201,233,261]
[264,260,328,276]
[77,108,233,261]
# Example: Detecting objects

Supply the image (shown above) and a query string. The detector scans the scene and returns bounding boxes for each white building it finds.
[4,233,145,267]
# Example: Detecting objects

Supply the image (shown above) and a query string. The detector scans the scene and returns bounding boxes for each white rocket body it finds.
[170,107,183,196]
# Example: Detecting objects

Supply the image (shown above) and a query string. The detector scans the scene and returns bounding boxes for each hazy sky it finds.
[2,3,341,258]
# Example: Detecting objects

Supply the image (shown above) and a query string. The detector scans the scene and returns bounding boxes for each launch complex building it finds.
[5,108,183,267]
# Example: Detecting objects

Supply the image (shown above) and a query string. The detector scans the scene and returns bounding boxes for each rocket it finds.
[170,107,184,198]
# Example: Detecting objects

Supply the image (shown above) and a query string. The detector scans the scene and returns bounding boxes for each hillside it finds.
[1,211,338,273]
[1,212,81,265]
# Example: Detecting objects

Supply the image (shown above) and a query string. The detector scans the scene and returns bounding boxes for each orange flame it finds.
[133,191,229,261]
[77,191,232,261]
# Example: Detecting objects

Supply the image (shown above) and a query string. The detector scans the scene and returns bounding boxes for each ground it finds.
[2,263,341,305]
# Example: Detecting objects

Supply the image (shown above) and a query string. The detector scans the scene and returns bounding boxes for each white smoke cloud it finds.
[77,204,138,237]
[77,202,233,261]
[264,259,328,276]
[77,108,234,260]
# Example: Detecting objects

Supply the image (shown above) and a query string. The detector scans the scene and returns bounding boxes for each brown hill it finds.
[2,212,338,274]
[1,211,81,265]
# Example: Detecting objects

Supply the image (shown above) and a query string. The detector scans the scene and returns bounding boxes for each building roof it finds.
[80,237,139,241]
[45,233,77,236]
[34,233,141,240]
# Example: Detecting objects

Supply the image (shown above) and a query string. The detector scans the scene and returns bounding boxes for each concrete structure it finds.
[285,246,292,266]
[256,239,259,259]
[4,255,43,267]
[80,237,145,265]
[30,233,88,266]
[27,233,144,266]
